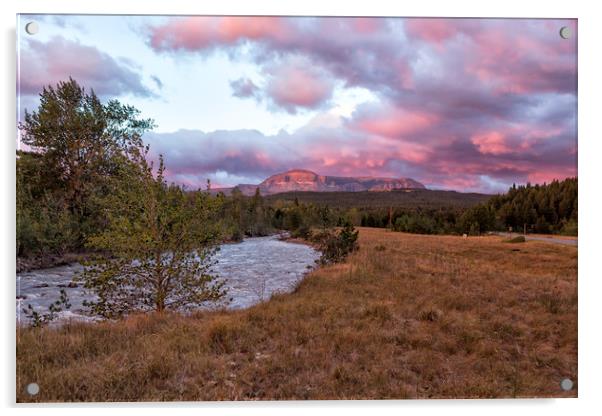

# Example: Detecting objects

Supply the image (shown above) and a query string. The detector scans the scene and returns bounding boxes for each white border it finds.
[3,0,601,415]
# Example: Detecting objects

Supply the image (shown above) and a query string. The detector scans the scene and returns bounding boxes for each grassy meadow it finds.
[16,227,577,401]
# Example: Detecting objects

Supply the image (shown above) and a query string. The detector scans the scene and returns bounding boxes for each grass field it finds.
[16,227,577,402]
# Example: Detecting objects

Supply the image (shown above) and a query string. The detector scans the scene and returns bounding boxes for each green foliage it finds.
[318,222,359,265]
[221,187,274,240]
[16,167,79,256]
[284,206,303,231]
[393,213,437,234]
[258,179,576,237]
[388,178,577,236]
[79,156,227,318]
[248,188,271,236]
[264,189,490,209]
[22,289,71,328]
[291,223,311,239]
[489,178,577,234]
[560,219,578,236]
[457,204,496,235]
[18,79,231,320]
[17,78,155,257]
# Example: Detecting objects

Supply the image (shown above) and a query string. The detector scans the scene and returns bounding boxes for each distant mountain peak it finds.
[212,169,425,196]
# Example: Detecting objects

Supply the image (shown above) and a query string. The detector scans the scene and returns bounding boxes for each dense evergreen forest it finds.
[488,179,578,235]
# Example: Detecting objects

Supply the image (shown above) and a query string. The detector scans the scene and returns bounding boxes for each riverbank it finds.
[17,234,319,323]
[16,231,291,274]
[278,234,321,250]
[16,252,97,274]
[16,228,577,401]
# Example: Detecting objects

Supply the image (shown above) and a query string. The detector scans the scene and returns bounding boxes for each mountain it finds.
[212,169,425,196]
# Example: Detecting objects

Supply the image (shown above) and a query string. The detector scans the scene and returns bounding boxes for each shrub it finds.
[457,204,495,235]
[318,222,359,265]
[560,219,578,236]
[393,214,436,234]
[292,223,311,239]
[230,227,244,242]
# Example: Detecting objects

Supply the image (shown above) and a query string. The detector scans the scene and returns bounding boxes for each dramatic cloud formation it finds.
[143,16,576,192]
[229,56,335,113]
[351,101,439,139]
[148,16,293,53]
[471,132,513,156]
[145,94,575,193]
[17,16,577,193]
[148,17,416,100]
[263,57,334,113]
[19,37,155,98]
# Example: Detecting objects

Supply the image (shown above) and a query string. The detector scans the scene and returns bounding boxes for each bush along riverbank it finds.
[17,233,322,328]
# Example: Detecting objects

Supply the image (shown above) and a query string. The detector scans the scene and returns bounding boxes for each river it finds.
[16,234,320,325]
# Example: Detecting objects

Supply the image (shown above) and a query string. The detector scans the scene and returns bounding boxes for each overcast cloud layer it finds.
[18,16,577,193]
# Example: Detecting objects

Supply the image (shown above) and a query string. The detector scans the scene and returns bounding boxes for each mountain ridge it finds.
[211,169,426,196]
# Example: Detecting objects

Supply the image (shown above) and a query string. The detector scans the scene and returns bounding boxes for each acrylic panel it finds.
[16,15,578,402]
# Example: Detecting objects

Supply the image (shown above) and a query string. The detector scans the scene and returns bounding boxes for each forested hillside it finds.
[264,189,490,209]
[489,179,578,234]
[218,178,578,238]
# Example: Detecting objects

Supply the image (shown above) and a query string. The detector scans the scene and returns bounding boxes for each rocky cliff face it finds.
[213,169,425,196]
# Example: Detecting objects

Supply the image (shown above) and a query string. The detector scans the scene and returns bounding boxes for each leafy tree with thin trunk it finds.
[18,78,155,249]
[80,153,228,318]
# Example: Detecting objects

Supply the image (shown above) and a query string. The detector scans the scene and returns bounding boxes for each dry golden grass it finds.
[16,227,577,402]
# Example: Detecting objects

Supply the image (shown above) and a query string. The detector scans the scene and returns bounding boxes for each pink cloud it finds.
[16,16,577,194]
[404,18,460,44]
[471,132,512,155]
[428,175,481,191]
[149,16,292,52]
[265,58,334,112]
[351,18,383,34]
[145,19,577,191]
[464,20,577,95]
[351,103,438,139]
[528,168,577,185]
[148,16,415,99]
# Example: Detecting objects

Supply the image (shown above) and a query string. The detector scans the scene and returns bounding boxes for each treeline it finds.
[355,179,577,236]
[361,207,461,234]
[217,191,342,241]
[488,178,577,235]
[264,189,490,209]
[248,178,577,238]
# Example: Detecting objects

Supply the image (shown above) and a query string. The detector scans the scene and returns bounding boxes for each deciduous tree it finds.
[80,154,227,318]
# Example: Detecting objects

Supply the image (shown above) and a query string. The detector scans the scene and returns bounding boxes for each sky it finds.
[17,15,577,193]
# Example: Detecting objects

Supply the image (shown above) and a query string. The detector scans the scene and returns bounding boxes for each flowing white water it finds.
[16,234,320,325]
